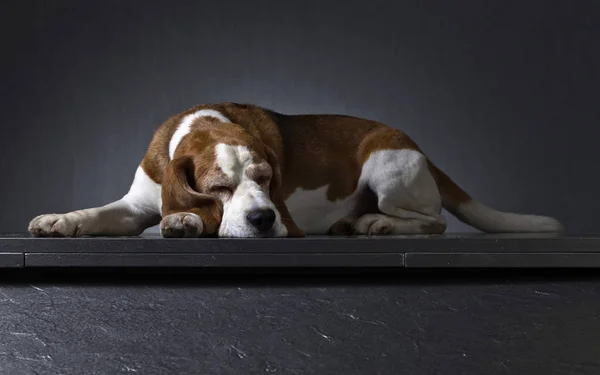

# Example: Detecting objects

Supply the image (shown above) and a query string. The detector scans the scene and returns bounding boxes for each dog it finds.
[28,102,564,238]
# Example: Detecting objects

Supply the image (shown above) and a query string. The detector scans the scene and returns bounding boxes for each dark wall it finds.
[2,0,599,233]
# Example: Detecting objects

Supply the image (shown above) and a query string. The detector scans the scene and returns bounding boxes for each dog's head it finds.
[161,123,302,238]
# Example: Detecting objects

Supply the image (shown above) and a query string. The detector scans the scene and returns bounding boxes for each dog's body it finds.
[28,102,564,238]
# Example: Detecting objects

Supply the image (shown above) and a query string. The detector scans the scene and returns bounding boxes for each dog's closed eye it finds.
[246,164,272,188]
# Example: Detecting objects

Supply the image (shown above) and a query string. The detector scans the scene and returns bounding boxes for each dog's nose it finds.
[246,209,276,232]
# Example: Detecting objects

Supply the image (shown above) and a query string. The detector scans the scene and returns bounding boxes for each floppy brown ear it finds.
[264,146,305,237]
[161,156,222,236]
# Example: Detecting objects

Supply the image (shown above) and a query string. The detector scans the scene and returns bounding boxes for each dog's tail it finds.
[427,161,564,233]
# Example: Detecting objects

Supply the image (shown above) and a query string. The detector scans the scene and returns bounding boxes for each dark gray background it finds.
[2,0,598,234]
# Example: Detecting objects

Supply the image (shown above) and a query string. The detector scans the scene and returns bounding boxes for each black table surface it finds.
[1,233,600,268]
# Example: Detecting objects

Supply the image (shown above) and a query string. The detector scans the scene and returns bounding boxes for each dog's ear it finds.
[161,156,222,235]
[264,146,305,237]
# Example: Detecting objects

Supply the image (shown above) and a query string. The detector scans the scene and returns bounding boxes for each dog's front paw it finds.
[28,213,82,237]
[160,213,204,238]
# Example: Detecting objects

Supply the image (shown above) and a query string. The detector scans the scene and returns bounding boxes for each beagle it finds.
[28,102,564,238]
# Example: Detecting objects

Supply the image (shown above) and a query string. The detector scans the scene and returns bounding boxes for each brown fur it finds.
[139,102,472,236]
[160,155,223,235]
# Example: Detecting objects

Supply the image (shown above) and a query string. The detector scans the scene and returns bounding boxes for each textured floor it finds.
[0,270,599,375]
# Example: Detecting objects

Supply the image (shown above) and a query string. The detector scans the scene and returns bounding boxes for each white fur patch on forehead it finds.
[169,109,230,160]
[215,143,254,181]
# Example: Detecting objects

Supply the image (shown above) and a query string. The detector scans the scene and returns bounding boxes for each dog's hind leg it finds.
[353,129,447,235]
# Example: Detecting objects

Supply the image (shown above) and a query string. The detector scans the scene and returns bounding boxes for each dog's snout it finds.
[246,209,276,232]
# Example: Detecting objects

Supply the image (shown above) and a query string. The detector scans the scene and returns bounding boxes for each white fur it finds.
[123,166,163,214]
[358,149,446,233]
[358,149,562,233]
[215,143,287,237]
[285,186,357,234]
[354,213,435,235]
[28,166,162,236]
[160,212,204,237]
[285,149,445,235]
[214,143,252,180]
[361,149,442,218]
[457,200,564,233]
[169,109,230,160]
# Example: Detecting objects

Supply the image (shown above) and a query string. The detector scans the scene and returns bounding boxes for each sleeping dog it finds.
[28,102,564,238]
